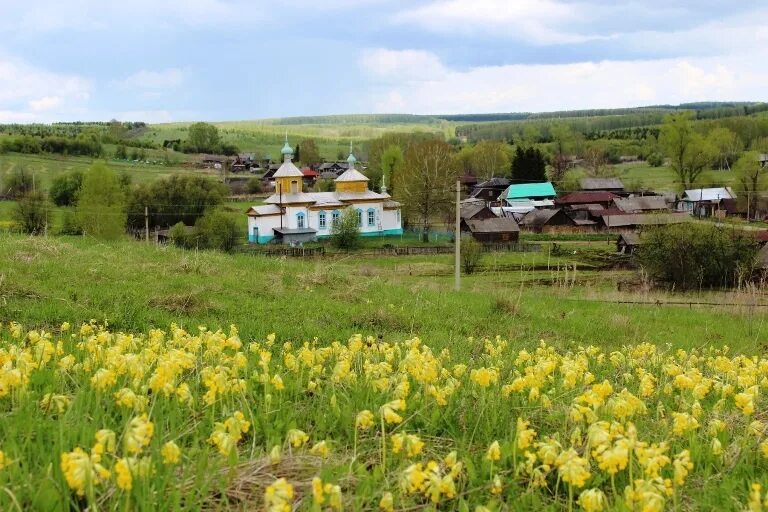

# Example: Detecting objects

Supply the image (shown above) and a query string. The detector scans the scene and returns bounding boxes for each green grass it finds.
[567,162,742,193]
[0,234,764,352]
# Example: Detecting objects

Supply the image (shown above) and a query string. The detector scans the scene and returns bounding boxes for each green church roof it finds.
[506,182,556,199]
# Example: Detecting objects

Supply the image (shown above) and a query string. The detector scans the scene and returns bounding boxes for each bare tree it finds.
[395,139,457,242]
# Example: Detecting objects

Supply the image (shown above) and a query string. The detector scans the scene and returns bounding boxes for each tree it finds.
[511,146,547,183]
[246,177,263,194]
[294,144,301,163]
[195,209,239,252]
[49,170,83,206]
[583,143,610,177]
[659,113,716,189]
[114,145,128,160]
[396,139,457,242]
[453,145,475,175]
[299,139,320,166]
[461,236,484,274]
[76,162,126,240]
[379,144,404,194]
[548,123,574,185]
[470,140,510,179]
[126,175,228,229]
[187,122,220,153]
[707,127,742,171]
[330,208,361,250]
[2,165,34,198]
[640,223,758,289]
[734,151,766,219]
[13,190,48,234]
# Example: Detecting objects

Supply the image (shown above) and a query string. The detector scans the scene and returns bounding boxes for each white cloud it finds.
[393,0,608,45]
[359,49,447,82]
[0,54,91,122]
[359,48,768,114]
[121,68,185,90]
[29,96,62,111]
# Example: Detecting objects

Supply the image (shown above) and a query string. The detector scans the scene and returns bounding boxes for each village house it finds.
[678,187,736,217]
[498,182,557,215]
[459,202,520,242]
[616,232,641,254]
[469,177,510,202]
[246,139,402,244]
[601,212,691,231]
[556,191,619,209]
[517,208,576,233]
[613,196,669,214]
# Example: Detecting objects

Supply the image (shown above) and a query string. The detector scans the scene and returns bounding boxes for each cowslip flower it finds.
[310,440,330,458]
[60,447,111,496]
[264,477,293,512]
[380,399,406,425]
[355,410,375,430]
[379,491,394,512]
[672,450,693,486]
[161,441,181,465]
[516,417,537,450]
[556,449,591,488]
[0,451,9,470]
[486,441,501,461]
[578,488,606,512]
[470,367,498,387]
[286,429,309,448]
[125,414,155,454]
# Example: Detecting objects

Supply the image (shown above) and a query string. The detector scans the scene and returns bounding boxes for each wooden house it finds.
[613,196,669,214]
[464,217,520,242]
[469,177,510,202]
[556,191,619,209]
[616,232,641,254]
[580,178,626,195]
[518,208,576,233]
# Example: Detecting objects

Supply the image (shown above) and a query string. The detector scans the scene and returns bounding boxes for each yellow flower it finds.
[470,367,498,387]
[115,458,133,491]
[672,450,693,486]
[0,450,9,470]
[60,447,111,496]
[748,483,763,512]
[270,445,282,465]
[556,449,591,488]
[735,392,755,415]
[516,417,537,450]
[491,474,503,495]
[671,412,699,436]
[711,438,723,456]
[759,441,768,459]
[578,488,606,512]
[379,491,394,512]
[310,440,330,458]
[209,411,251,456]
[161,441,181,465]
[271,374,285,390]
[356,410,375,430]
[486,440,501,461]
[286,429,309,448]
[60,322,71,332]
[264,477,293,512]
[124,414,154,454]
[380,399,406,425]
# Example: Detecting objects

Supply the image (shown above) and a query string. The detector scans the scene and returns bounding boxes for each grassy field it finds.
[2,235,768,510]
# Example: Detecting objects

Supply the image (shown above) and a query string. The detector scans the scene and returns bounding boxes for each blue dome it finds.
[347,152,357,165]
[281,141,293,156]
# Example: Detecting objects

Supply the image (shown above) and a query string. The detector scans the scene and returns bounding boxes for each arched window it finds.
[319,211,327,229]
[331,210,340,226]
[290,180,298,194]
[297,212,305,229]
[367,208,376,226]
[357,209,363,227]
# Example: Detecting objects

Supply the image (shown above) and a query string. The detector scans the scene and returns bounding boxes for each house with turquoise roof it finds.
[246,139,403,244]
[498,182,557,214]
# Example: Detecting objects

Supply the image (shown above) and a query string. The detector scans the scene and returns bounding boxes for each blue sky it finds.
[1,0,766,123]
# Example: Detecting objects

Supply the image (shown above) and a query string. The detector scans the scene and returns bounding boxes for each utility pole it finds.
[454,179,461,292]
[747,191,751,223]
[144,206,149,243]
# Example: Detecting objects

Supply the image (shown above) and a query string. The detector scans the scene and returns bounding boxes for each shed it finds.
[518,208,575,233]
[470,177,511,202]
[464,217,520,242]
[616,232,641,254]
[580,178,625,193]
[601,212,691,229]
[614,196,669,213]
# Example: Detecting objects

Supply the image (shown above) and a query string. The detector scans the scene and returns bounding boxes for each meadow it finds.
[1,235,768,510]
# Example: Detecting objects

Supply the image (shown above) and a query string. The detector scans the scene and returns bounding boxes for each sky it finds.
[1,0,767,123]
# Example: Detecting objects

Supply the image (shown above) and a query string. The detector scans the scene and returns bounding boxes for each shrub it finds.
[639,223,759,289]
[49,170,83,206]
[13,190,48,234]
[2,165,34,199]
[330,208,360,250]
[646,152,664,167]
[461,235,484,274]
[58,210,83,235]
[76,162,126,240]
[246,177,263,194]
[168,222,193,248]
[195,210,239,252]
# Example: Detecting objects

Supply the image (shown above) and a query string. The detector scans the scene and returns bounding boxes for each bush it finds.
[13,191,48,234]
[461,235,484,274]
[168,222,193,248]
[2,166,34,199]
[49,170,83,206]
[58,210,82,235]
[639,223,759,289]
[330,208,360,250]
[76,162,126,240]
[114,145,127,159]
[646,152,664,167]
[246,177,263,194]
[195,210,239,252]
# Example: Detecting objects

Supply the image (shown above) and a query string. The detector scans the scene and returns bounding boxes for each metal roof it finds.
[601,212,691,227]
[505,182,556,200]
[466,217,519,233]
[556,191,618,205]
[460,202,488,219]
[272,159,304,178]
[614,196,669,212]
[682,187,736,202]
[335,168,369,182]
[246,204,282,216]
[580,178,625,191]
[519,208,569,226]
[273,228,317,235]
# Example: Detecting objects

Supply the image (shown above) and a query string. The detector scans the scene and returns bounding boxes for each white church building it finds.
[246,139,403,244]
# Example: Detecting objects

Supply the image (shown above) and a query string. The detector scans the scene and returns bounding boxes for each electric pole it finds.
[454,179,461,291]
[144,206,149,243]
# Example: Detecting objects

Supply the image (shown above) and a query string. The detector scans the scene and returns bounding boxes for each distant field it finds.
[565,162,740,193]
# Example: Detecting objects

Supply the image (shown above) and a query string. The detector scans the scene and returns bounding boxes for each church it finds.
[246,139,403,244]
